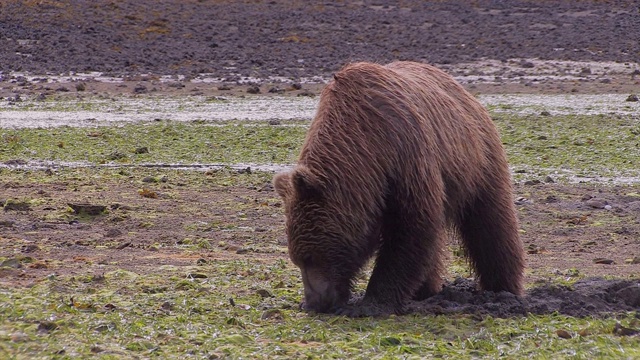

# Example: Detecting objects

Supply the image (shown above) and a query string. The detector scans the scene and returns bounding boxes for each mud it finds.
[407,277,640,317]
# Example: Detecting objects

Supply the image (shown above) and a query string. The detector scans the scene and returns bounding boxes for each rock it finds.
[585,199,607,209]
[105,228,122,238]
[268,86,284,93]
[4,159,27,166]
[613,322,639,336]
[167,82,185,88]
[268,119,281,125]
[246,85,260,94]
[544,195,559,203]
[625,94,639,102]
[75,82,86,91]
[68,203,106,215]
[593,258,614,265]
[261,309,283,320]
[21,244,39,253]
[628,201,640,211]
[527,244,546,254]
[133,84,147,94]
[4,200,31,211]
[37,321,58,333]
[116,241,131,250]
[524,179,541,186]
[11,332,29,342]
[625,256,640,264]
[0,220,15,227]
[297,90,315,97]
[0,258,22,268]
[520,60,535,68]
[187,273,208,279]
[256,289,273,298]
[107,151,126,160]
[540,111,551,116]
[544,175,555,183]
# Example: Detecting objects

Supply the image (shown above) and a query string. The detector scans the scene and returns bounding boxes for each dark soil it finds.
[1,0,638,79]
[408,277,640,318]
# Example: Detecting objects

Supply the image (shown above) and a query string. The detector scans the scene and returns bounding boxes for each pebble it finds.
[593,258,614,265]
[585,199,606,209]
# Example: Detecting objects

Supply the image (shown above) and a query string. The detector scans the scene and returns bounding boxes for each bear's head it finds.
[273,166,362,313]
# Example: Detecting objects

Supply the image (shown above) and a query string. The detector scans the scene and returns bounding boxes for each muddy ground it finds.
[0,0,639,318]
[1,0,640,97]
[1,172,639,317]
[1,0,639,78]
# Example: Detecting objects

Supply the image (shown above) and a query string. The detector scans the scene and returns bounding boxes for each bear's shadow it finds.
[403,277,640,318]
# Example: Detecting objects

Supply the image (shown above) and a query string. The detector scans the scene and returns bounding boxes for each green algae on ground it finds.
[495,113,640,181]
[1,122,306,165]
[1,266,638,359]
[2,113,639,182]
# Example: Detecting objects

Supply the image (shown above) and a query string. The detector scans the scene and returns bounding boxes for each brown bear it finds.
[273,61,525,317]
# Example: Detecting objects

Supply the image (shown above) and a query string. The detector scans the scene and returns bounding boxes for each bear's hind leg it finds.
[458,184,525,295]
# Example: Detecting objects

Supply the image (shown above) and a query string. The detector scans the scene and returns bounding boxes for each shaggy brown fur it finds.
[274,61,525,317]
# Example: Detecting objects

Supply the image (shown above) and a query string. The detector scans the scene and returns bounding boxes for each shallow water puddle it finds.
[1,93,638,129]
[0,160,294,173]
[481,93,640,116]
[0,96,319,128]
[2,160,639,184]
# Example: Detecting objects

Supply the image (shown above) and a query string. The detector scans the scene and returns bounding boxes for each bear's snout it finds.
[300,267,346,313]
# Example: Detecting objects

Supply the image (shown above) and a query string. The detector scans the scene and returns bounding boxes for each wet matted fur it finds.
[274,61,525,317]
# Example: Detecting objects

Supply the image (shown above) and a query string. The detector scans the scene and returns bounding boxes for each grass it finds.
[1,264,638,359]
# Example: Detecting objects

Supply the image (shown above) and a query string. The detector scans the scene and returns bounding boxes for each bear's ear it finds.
[291,166,323,200]
[273,172,293,200]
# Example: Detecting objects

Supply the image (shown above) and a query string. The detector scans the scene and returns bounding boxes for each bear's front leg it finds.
[335,212,446,317]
